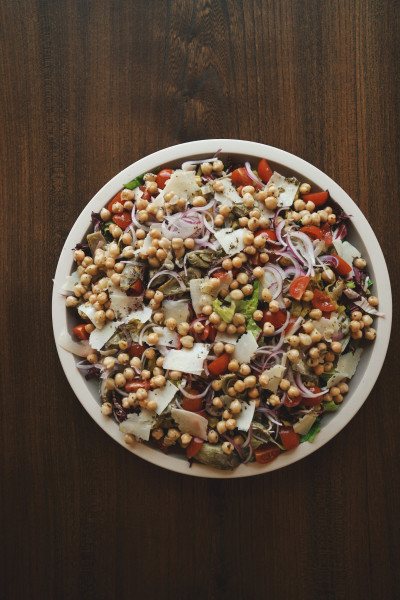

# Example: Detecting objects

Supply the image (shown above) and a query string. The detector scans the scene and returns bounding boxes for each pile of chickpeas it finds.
[66,160,379,455]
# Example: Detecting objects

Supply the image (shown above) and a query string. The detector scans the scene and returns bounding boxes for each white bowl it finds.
[52,139,392,478]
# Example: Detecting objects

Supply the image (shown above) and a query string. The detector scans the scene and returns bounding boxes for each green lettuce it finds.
[235,280,261,338]
[212,298,236,323]
[300,418,321,443]
[124,173,145,189]
[323,400,339,412]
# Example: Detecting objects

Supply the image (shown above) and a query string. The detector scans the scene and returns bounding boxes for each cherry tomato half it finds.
[288,276,310,301]
[279,426,300,450]
[298,225,323,240]
[261,309,287,329]
[208,352,230,376]
[128,279,144,296]
[107,191,124,213]
[186,437,204,459]
[301,190,329,207]
[301,386,323,407]
[125,379,151,392]
[199,323,216,342]
[283,394,303,408]
[254,444,281,464]
[156,168,173,190]
[128,343,147,358]
[181,388,204,412]
[231,167,254,187]
[257,158,273,184]
[255,229,277,243]
[73,324,89,340]
[311,289,335,312]
[112,211,132,229]
[321,223,333,246]
[331,254,352,276]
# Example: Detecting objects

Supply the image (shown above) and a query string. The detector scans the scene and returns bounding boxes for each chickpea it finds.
[338,382,349,394]
[243,230,254,246]
[224,343,235,355]
[225,419,237,431]
[263,322,275,336]
[265,196,278,210]
[181,335,194,349]
[234,380,245,393]
[230,289,244,301]
[253,309,263,322]
[330,386,340,397]
[259,373,270,388]
[65,296,79,308]
[213,180,225,193]
[217,321,227,332]
[152,375,166,388]
[212,397,223,409]
[261,288,272,302]
[228,359,240,372]
[269,300,280,313]
[101,402,113,416]
[177,322,190,335]
[299,183,311,195]
[202,304,213,316]
[241,284,254,296]
[208,430,219,443]
[327,214,336,225]
[147,332,159,345]
[322,268,335,282]
[213,159,224,172]
[169,370,182,381]
[354,257,367,269]
[114,372,126,387]
[253,266,264,279]
[201,162,213,175]
[352,311,363,321]
[331,341,342,353]
[287,386,300,398]
[309,308,322,320]
[364,327,376,340]
[226,324,237,335]
[222,441,234,455]
[151,428,164,440]
[368,295,378,306]
[302,320,314,334]
[216,421,227,434]
[301,214,312,226]
[244,375,257,388]
[287,349,300,363]
[167,428,181,441]
[230,400,242,414]
[299,333,312,346]
[314,364,324,376]
[268,394,280,407]
[309,346,320,359]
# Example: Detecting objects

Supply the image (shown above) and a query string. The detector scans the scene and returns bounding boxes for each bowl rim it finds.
[52,138,392,478]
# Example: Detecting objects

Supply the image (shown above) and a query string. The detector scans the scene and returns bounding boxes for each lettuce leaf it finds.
[300,418,321,443]
[212,298,236,323]
[124,173,145,189]
[323,400,339,412]
[235,280,261,338]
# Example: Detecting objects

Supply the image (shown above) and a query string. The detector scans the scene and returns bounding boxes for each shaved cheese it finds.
[151,326,179,347]
[337,348,363,379]
[121,305,152,325]
[190,279,206,316]
[215,331,239,344]
[89,321,119,351]
[162,169,200,200]
[262,364,286,393]
[142,233,153,252]
[311,314,341,342]
[214,179,242,206]
[201,182,215,195]
[326,373,347,388]
[163,299,190,324]
[171,408,208,439]
[232,332,258,363]
[236,401,256,432]
[119,410,156,441]
[163,344,210,375]
[148,380,178,415]
[58,330,91,357]
[333,239,361,277]
[78,302,98,326]
[215,228,245,255]
[293,412,318,435]
[62,270,80,291]
[268,172,300,207]
[108,286,143,320]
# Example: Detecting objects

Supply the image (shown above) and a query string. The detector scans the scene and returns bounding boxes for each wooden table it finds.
[1,1,399,598]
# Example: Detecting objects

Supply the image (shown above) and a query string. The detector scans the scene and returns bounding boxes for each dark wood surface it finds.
[1,1,399,599]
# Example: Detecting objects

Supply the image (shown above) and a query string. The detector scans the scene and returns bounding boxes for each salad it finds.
[58,154,384,470]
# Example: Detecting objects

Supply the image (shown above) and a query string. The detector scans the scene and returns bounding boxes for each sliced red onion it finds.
[287,231,316,275]
[221,433,245,459]
[244,161,263,188]
[273,206,287,227]
[318,255,340,268]
[131,206,150,232]
[181,156,221,170]
[178,382,211,399]
[263,264,285,299]
[115,386,129,397]
[285,316,303,336]
[343,289,385,317]
[138,322,155,346]
[294,372,328,398]
[275,220,287,247]
[147,269,187,291]
[255,407,283,427]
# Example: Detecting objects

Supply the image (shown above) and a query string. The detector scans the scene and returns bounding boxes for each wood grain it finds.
[1,1,399,599]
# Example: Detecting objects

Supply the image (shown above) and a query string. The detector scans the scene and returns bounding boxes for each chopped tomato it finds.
[311,289,335,312]
[107,191,124,213]
[139,185,151,201]
[285,316,299,335]
[208,353,230,376]
[289,276,310,301]
[301,190,329,207]
[186,437,204,459]
[255,229,277,243]
[279,426,300,450]
[257,158,273,184]
[254,444,281,464]
[73,324,89,340]
[129,279,144,296]
[125,379,151,393]
[331,253,352,276]
[322,311,332,319]
[321,223,333,245]
[231,167,254,187]
[156,168,173,190]
[301,386,323,407]
[200,323,216,342]
[211,268,229,280]
[181,388,204,412]
[128,343,147,358]
[283,394,303,408]
[261,309,287,329]
[298,225,323,240]
[236,185,244,197]
[112,211,132,229]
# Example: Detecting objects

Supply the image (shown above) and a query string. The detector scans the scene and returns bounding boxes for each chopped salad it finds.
[59,154,384,470]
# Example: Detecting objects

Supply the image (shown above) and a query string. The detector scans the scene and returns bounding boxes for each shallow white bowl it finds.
[52,139,392,478]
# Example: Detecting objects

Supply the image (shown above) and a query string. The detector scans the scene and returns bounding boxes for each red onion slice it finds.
[244,161,263,188]
[178,382,211,399]
[138,322,155,346]
[294,372,328,398]
[275,220,287,247]
[274,313,290,335]
[131,206,150,232]
[263,264,285,299]
[343,289,385,317]
[147,269,187,291]
[181,154,221,171]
